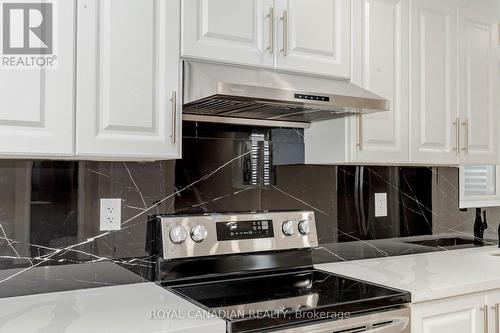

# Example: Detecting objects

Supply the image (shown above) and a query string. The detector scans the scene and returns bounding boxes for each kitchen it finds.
[0,0,499,332]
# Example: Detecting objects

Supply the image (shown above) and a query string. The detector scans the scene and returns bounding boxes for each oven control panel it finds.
[158,211,318,260]
[216,219,274,241]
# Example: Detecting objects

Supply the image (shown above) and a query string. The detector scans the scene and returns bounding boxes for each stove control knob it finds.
[169,226,187,244]
[282,220,295,236]
[298,220,310,235]
[191,225,208,243]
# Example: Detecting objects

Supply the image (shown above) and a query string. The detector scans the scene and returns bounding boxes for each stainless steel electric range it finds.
[153,211,411,333]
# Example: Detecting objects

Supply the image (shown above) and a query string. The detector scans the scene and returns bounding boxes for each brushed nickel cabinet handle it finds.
[495,303,499,333]
[266,7,274,54]
[357,115,363,151]
[280,10,288,56]
[483,304,488,333]
[453,117,459,154]
[467,118,470,154]
[170,91,177,144]
[461,118,469,154]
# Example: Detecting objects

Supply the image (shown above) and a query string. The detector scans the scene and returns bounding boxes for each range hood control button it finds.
[191,225,208,243]
[282,221,295,236]
[169,226,187,244]
[298,220,310,235]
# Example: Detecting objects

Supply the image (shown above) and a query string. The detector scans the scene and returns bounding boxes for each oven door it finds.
[271,307,410,333]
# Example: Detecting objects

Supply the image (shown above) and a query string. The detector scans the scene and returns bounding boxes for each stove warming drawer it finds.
[270,307,410,333]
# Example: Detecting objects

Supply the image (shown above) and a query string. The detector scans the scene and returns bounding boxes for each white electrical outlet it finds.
[374,193,388,217]
[100,198,121,231]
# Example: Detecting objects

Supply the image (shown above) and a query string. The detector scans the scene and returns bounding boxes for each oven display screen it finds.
[216,220,274,241]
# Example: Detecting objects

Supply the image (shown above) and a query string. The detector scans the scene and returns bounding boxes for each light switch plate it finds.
[100,198,121,231]
[374,193,388,217]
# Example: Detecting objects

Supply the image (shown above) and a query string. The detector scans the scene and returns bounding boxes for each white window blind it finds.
[463,165,496,196]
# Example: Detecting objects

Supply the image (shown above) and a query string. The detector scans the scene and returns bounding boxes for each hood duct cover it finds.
[183,61,389,128]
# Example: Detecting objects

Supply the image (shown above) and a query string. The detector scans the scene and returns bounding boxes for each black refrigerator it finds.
[337,166,433,241]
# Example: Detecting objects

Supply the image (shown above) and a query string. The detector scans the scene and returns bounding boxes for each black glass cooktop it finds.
[166,269,410,333]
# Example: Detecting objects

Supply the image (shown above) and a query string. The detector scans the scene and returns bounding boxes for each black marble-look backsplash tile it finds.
[0,122,493,293]
[0,160,175,271]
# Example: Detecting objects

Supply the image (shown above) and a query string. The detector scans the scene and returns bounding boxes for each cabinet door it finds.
[409,0,459,164]
[76,0,181,160]
[0,0,75,157]
[411,293,485,333]
[458,8,498,164]
[350,0,409,163]
[182,0,274,68]
[275,0,350,78]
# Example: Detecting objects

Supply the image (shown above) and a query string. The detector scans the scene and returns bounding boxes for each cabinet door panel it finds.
[76,0,180,160]
[409,0,458,164]
[351,0,409,163]
[411,293,484,333]
[275,0,350,77]
[182,0,273,67]
[0,0,75,156]
[459,8,498,164]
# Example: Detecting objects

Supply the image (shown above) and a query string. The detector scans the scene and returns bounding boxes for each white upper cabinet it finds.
[0,0,75,157]
[182,0,274,68]
[350,0,409,163]
[305,0,409,164]
[76,0,181,160]
[409,0,459,165]
[181,0,350,78]
[307,0,498,166]
[274,0,351,78]
[409,0,498,165]
[458,8,498,164]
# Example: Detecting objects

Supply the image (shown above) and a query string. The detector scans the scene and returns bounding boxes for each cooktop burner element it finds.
[153,211,411,333]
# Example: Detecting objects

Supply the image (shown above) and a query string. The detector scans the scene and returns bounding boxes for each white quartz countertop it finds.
[316,246,500,304]
[0,282,225,333]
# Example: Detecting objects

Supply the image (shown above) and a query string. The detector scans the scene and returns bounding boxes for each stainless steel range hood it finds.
[183,61,389,128]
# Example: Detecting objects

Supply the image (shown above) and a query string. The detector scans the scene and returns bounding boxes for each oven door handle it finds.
[311,317,409,333]
[362,317,409,333]
[274,312,410,333]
